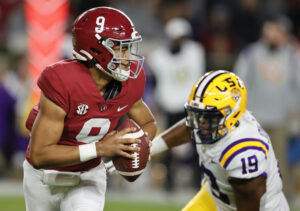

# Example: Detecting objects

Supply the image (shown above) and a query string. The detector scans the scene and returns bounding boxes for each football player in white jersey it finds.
[151,70,289,211]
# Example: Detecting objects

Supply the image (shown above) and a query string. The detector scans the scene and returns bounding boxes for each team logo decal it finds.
[77,104,88,115]
[231,88,241,102]
[100,104,108,112]
[117,105,128,112]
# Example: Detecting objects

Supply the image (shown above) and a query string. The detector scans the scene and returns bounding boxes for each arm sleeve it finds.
[37,66,69,113]
[25,104,39,131]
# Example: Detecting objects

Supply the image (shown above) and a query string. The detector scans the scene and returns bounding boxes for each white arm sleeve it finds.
[151,135,168,156]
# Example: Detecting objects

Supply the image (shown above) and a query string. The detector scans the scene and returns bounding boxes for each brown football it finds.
[112,119,150,182]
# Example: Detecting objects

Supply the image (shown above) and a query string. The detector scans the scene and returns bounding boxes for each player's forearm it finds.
[140,119,157,141]
[151,118,190,156]
[30,144,83,169]
[163,118,190,148]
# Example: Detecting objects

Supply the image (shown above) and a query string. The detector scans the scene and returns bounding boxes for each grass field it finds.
[0,196,182,211]
[1,196,300,211]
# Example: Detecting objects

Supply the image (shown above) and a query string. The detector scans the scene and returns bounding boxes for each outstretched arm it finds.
[152,118,191,156]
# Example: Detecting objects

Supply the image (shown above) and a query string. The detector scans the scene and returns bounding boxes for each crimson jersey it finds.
[25,60,146,171]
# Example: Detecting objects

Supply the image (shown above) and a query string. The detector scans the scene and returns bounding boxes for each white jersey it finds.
[148,40,205,113]
[195,110,289,211]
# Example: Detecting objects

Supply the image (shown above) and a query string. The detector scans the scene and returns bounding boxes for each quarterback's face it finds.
[113,44,131,71]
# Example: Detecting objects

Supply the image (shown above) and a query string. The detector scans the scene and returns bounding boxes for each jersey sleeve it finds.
[219,138,269,179]
[37,66,69,113]
[25,104,39,131]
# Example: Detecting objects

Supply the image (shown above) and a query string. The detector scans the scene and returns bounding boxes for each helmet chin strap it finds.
[111,67,130,82]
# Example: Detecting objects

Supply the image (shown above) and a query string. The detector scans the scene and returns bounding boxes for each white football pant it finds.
[23,160,107,211]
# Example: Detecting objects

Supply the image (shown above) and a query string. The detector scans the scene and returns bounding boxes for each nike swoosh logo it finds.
[117,105,128,112]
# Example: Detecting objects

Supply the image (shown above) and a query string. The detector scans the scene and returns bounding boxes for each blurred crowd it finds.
[1,0,300,206]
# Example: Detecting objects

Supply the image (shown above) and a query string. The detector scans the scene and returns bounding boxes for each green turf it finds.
[1,196,300,211]
[0,196,181,211]
[0,196,26,211]
[104,200,181,211]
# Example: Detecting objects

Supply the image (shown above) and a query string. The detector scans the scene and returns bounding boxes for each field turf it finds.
[0,196,182,211]
[1,196,300,211]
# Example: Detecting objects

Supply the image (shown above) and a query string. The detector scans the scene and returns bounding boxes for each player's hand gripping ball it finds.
[112,119,150,182]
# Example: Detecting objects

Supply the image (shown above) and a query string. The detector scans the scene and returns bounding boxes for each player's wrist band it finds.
[79,142,97,162]
[151,135,168,156]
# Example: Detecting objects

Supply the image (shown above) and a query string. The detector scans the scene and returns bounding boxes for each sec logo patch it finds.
[77,104,88,115]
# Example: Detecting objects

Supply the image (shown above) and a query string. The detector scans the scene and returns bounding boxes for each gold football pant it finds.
[182,183,217,211]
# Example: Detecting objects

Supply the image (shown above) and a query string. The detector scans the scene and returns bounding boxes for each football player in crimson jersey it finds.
[151,70,289,211]
[23,7,157,211]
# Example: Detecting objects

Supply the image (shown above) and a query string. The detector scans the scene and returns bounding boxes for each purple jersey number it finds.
[241,155,258,174]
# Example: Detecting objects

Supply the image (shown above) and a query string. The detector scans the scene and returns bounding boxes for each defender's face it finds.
[198,116,220,136]
[185,104,224,144]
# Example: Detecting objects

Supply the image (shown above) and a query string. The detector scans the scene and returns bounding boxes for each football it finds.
[112,119,150,182]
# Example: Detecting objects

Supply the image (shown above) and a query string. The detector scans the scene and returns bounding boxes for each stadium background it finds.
[0,0,300,210]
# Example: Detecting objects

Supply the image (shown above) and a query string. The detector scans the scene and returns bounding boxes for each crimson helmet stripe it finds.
[194,70,227,102]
